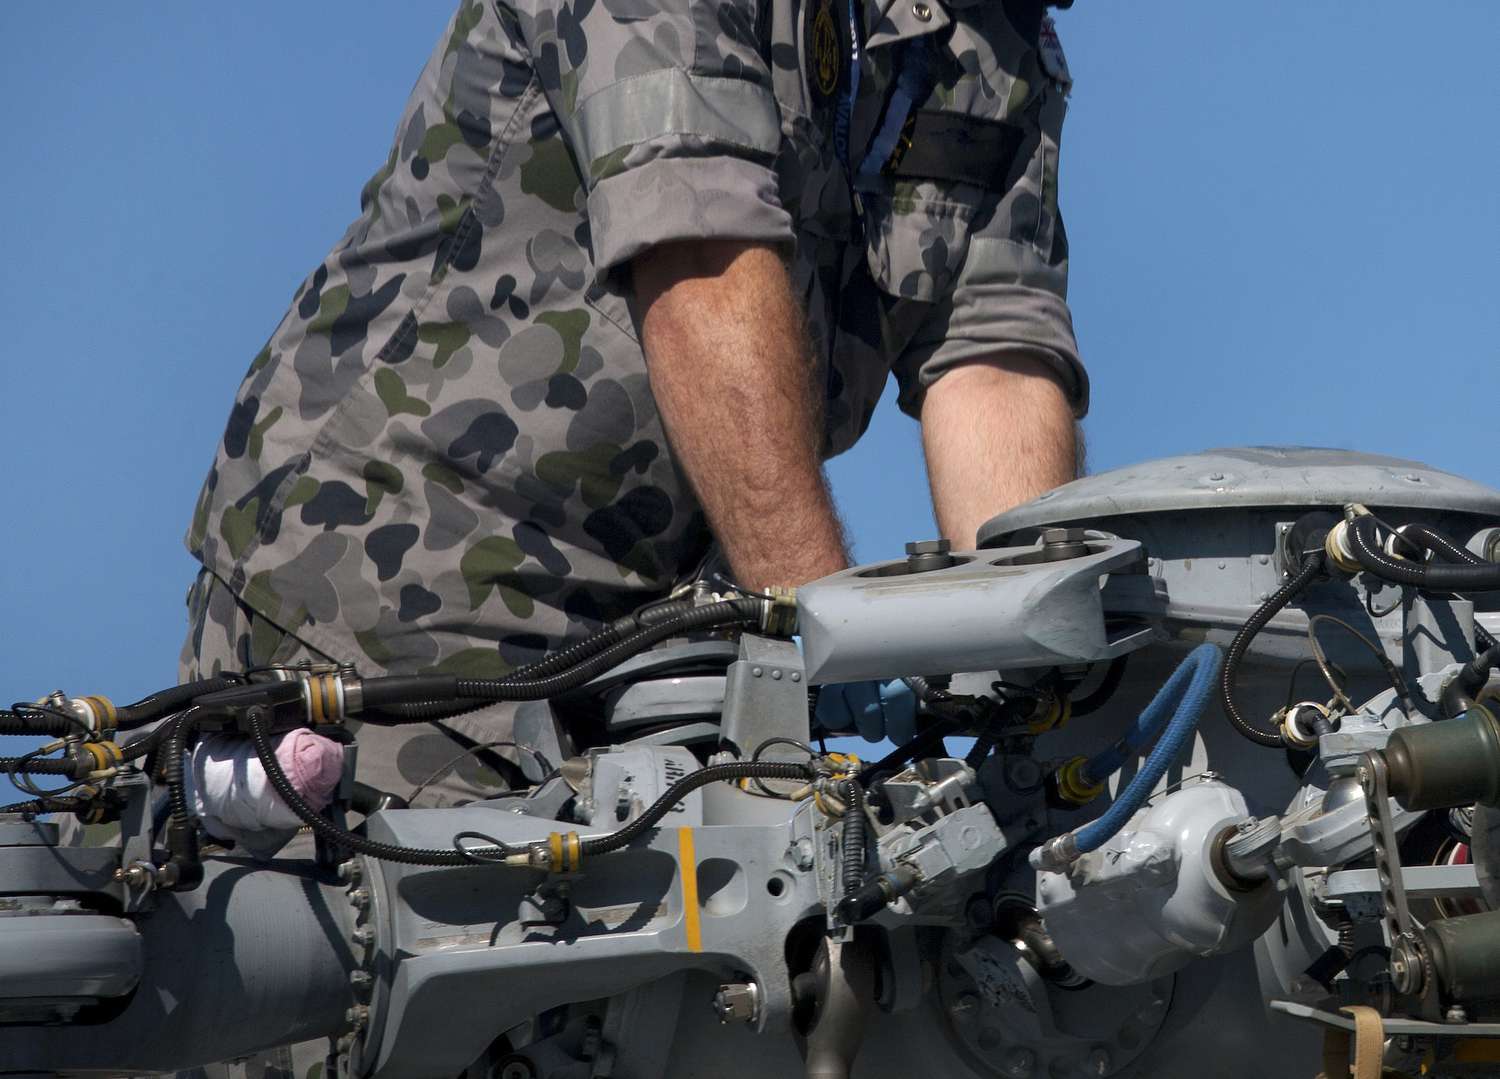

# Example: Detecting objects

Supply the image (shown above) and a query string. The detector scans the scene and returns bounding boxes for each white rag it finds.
[188,729,345,858]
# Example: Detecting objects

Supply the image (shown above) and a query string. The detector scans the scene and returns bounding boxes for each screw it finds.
[349,888,371,912]
[352,926,375,946]
[344,1004,369,1030]
[752,667,763,678]
[771,669,783,680]
[791,672,802,682]
[1002,1048,1036,1077]
[338,859,362,884]
[349,970,373,994]
[1446,1004,1468,1024]
[949,991,980,1022]
[911,1,932,20]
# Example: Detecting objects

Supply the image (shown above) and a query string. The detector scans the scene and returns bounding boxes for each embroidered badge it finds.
[811,0,841,98]
[1038,15,1072,91]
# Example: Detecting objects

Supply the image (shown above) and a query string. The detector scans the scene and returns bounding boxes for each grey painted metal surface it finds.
[980,447,1500,543]
[5,447,1500,1077]
[798,536,1157,683]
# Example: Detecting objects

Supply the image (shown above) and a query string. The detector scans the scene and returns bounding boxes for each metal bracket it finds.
[1360,751,1439,1018]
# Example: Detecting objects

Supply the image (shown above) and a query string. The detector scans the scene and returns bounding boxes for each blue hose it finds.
[1071,644,1223,856]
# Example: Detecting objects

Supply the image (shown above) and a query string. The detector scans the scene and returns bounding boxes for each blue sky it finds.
[1,3,1497,788]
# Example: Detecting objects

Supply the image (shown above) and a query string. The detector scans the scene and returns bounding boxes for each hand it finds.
[815,680,917,744]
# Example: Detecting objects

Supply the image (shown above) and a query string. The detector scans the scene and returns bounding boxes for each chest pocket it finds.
[857,1,1059,304]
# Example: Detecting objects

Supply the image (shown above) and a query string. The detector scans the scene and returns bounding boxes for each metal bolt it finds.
[344,1004,369,1030]
[1446,1004,1469,1024]
[1002,1047,1036,1077]
[752,666,764,678]
[338,859,362,884]
[1087,1046,1112,1075]
[791,671,801,682]
[793,838,816,871]
[497,1061,535,1079]
[771,669,783,680]
[352,926,375,946]
[349,970,373,992]
[1257,554,1270,565]
[711,982,760,1024]
[1208,472,1225,482]
[349,888,371,912]
[911,2,932,20]
[906,539,949,556]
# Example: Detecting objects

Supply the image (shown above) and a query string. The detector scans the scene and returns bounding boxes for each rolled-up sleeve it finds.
[883,7,1089,419]
[894,230,1089,418]
[519,0,793,277]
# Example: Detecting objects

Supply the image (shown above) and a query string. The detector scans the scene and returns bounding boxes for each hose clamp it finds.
[1054,755,1104,805]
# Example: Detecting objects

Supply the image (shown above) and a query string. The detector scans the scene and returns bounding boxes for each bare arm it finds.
[920,357,1078,549]
[633,240,849,590]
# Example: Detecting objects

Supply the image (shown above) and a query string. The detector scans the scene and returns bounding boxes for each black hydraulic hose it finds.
[1220,553,1327,748]
[0,711,77,736]
[1350,516,1500,592]
[249,705,815,867]
[500,599,696,683]
[356,598,763,713]
[163,707,206,827]
[116,676,243,729]
[1,795,89,816]
[579,759,814,856]
[356,699,491,725]
[1069,654,1130,717]
[456,598,762,700]
[1391,524,1500,651]
[856,715,965,784]
[1396,524,1489,568]
[840,779,867,893]
[0,756,73,775]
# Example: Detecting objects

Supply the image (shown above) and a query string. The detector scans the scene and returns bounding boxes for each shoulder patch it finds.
[1038,16,1072,91]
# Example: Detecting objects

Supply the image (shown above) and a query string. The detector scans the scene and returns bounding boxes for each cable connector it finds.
[759,586,799,637]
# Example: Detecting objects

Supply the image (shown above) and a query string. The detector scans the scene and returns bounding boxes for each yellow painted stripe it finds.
[678,827,702,953]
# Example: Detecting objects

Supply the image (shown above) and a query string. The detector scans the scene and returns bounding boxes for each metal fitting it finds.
[905,538,957,572]
[1039,527,1090,562]
[710,981,760,1024]
[1053,756,1103,805]
[1029,833,1079,873]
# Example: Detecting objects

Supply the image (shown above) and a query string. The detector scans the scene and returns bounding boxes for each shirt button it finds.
[912,2,932,21]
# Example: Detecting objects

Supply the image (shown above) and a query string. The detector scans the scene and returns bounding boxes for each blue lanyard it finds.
[833,0,862,173]
[854,35,934,190]
[832,1,938,191]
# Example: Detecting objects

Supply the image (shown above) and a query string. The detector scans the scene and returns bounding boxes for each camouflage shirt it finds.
[186,0,1086,680]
